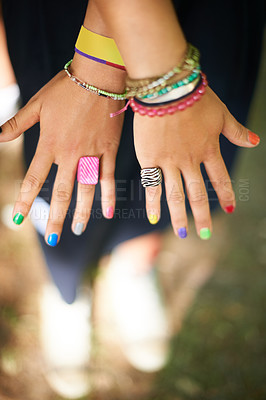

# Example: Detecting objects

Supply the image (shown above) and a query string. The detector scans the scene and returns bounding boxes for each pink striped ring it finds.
[77,156,99,185]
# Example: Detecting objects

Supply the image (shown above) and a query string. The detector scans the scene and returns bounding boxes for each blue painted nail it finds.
[47,233,58,247]
[178,227,187,239]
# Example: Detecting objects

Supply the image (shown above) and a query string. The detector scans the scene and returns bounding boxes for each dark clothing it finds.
[2,0,265,303]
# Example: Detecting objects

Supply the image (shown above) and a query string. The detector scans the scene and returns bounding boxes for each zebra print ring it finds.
[140,167,162,187]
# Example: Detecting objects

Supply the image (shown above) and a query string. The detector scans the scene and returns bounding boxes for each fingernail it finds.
[106,206,114,219]
[225,205,235,214]
[178,227,187,239]
[148,214,158,225]
[47,233,58,247]
[248,131,260,146]
[13,212,24,225]
[200,227,211,240]
[73,222,84,236]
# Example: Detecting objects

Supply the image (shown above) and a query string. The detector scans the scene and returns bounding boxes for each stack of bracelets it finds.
[125,43,208,117]
[64,25,208,117]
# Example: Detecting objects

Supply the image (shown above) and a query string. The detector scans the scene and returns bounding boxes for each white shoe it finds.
[107,252,170,373]
[39,283,92,399]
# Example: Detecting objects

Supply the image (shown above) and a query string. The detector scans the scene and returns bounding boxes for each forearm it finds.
[93,0,187,78]
[71,1,126,92]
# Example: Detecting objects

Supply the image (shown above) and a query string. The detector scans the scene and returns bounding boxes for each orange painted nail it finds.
[248,131,260,146]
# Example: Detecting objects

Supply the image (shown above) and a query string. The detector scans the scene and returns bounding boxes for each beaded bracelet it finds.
[141,66,201,100]
[129,73,208,117]
[125,44,200,98]
[134,76,202,107]
[64,60,127,100]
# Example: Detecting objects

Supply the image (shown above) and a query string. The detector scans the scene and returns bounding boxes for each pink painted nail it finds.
[106,206,114,219]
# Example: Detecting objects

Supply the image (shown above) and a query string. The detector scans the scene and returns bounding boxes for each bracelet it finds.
[129,73,208,117]
[141,67,201,100]
[134,75,201,107]
[75,25,126,71]
[64,60,127,100]
[125,44,200,97]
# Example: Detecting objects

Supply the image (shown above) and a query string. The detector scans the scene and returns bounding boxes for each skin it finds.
[0,54,126,243]
[0,0,260,245]
[0,4,16,88]
[95,0,260,236]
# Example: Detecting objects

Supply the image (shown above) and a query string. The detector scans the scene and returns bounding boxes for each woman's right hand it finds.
[0,54,126,245]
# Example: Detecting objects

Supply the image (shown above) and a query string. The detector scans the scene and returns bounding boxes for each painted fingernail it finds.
[106,206,114,219]
[13,212,24,225]
[178,227,187,239]
[200,227,211,240]
[248,131,260,146]
[47,233,58,247]
[148,214,158,225]
[225,205,235,214]
[73,222,84,236]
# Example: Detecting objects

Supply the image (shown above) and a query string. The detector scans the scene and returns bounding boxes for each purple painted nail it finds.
[178,227,187,239]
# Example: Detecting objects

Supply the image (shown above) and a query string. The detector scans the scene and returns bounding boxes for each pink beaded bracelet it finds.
[129,73,208,117]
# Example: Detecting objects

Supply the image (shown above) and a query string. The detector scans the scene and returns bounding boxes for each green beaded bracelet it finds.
[64,59,128,100]
[125,43,201,98]
[141,66,201,100]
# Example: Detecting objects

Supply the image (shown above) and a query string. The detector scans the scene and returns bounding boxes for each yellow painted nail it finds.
[148,214,158,225]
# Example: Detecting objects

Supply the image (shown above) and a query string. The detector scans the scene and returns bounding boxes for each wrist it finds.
[71,52,126,92]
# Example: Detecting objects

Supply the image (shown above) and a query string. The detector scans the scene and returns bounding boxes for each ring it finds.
[77,156,99,185]
[140,167,162,187]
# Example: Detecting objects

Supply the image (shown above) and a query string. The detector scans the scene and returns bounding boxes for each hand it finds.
[134,86,260,239]
[0,57,125,245]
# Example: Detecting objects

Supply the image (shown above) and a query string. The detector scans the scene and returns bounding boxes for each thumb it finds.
[222,109,260,148]
[0,100,39,142]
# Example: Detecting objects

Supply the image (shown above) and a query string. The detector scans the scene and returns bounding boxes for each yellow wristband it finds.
[75,25,125,68]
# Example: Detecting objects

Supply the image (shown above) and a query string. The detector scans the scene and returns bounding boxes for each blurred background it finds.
[0,28,265,400]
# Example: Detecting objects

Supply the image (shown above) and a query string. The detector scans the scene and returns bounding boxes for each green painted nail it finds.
[200,227,211,240]
[13,212,24,225]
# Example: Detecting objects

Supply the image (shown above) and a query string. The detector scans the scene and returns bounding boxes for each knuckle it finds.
[22,174,42,192]
[74,207,91,220]
[146,186,160,201]
[54,183,72,202]
[167,190,185,204]
[16,200,31,213]
[100,172,114,183]
[6,116,19,132]
[190,191,208,205]
[79,184,95,195]
[206,145,219,160]
[233,124,245,141]
[49,209,68,222]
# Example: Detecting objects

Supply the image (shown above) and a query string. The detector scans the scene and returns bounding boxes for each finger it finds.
[163,167,188,238]
[183,167,212,240]
[12,147,53,225]
[72,182,96,236]
[222,109,260,148]
[204,151,236,214]
[0,100,39,142]
[45,163,76,246]
[100,152,116,219]
[145,184,162,225]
